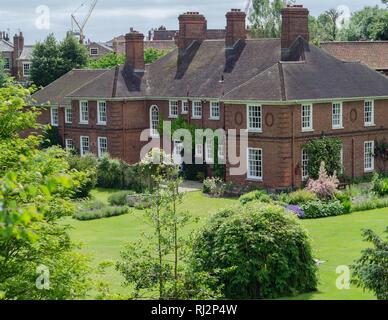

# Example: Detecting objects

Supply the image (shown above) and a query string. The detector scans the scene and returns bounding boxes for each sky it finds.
[0,0,384,44]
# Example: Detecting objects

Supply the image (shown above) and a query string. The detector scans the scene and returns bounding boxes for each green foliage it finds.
[202,177,226,197]
[144,48,168,64]
[351,228,388,300]
[31,34,88,87]
[239,189,272,205]
[73,204,130,221]
[339,6,388,41]
[335,193,352,214]
[108,191,152,209]
[286,190,318,205]
[300,199,347,219]
[191,202,318,299]
[303,137,342,179]
[249,0,288,38]
[88,52,125,69]
[351,196,388,213]
[67,152,98,172]
[41,125,61,148]
[108,191,134,206]
[372,173,388,197]
[374,139,388,173]
[0,56,7,87]
[70,169,97,199]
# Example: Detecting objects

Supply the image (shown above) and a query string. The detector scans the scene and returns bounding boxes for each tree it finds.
[190,202,318,299]
[249,0,293,38]
[31,34,88,87]
[88,48,168,70]
[351,228,388,300]
[324,8,343,41]
[0,81,92,299]
[339,6,388,41]
[59,35,88,74]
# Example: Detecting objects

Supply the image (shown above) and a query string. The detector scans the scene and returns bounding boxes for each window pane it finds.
[248,105,261,130]
[248,148,262,179]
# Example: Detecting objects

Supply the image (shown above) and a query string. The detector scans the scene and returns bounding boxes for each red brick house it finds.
[32,5,388,189]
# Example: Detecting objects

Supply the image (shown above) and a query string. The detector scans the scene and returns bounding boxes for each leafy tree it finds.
[249,0,294,38]
[0,81,92,299]
[144,48,168,64]
[88,48,167,70]
[303,137,342,179]
[59,35,88,74]
[351,228,388,300]
[88,52,125,69]
[31,34,88,87]
[339,6,388,41]
[190,202,318,299]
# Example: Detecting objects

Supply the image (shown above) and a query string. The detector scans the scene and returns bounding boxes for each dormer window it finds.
[90,48,99,56]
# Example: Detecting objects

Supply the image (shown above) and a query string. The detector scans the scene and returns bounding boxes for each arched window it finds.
[150,105,159,137]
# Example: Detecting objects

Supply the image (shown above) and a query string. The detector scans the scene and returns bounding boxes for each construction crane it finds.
[71,0,98,44]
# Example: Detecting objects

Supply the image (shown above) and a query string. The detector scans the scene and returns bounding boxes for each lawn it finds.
[64,188,388,300]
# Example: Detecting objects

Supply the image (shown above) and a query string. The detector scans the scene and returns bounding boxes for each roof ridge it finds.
[222,63,279,98]
[278,62,286,101]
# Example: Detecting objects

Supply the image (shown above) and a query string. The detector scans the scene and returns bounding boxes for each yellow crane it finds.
[71,0,98,44]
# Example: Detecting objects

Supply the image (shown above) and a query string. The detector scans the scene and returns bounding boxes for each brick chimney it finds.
[13,31,24,78]
[225,9,247,48]
[125,29,145,72]
[281,5,309,59]
[176,12,207,50]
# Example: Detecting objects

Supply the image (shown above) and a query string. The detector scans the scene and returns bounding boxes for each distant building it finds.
[321,41,388,76]
[85,41,113,60]
[0,31,33,83]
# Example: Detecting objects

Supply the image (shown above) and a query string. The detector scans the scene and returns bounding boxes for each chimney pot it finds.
[281,4,309,59]
[225,9,247,48]
[125,29,145,72]
[177,11,207,50]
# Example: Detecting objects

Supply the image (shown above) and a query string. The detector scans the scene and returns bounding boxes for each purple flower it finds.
[286,205,305,219]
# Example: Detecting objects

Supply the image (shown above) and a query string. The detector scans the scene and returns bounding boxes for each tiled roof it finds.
[0,39,14,52]
[31,69,107,106]
[321,41,388,71]
[18,45,34,60]
[67,38,388,102]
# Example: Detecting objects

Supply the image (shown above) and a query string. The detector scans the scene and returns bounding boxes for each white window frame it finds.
[364,100,375,127]
[150,105,159,138]
[195,143,203,158]
[65,138,74,150]
[247,104,262,133]
[22,62,31,77]
[50,107,59,127]
[169,100,179,118]
[181,100,189,114]
[80,136,90,156]
[332,102,343,129]
[218,143,225,161]
[301,149,309,181]
[192,100,202,119]
[210,101,220,120]
[364,141,375,173]
[79,100,89,124]
[90,48,99,56]
[97,137,108,158]
[205,139,214,164]
[97,101,107,125]
[301,104,313,132]
[65,106,73,124]
[247,148,263,181]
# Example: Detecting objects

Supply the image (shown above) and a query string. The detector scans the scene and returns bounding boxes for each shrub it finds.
[70,169,97,199]
[300,199,346,219]
[372,173,388,197]
[190,202,318,299]
[73,205,130,221]
[306,162,339,199]
[351,196,388,212]
[335,192,352,213]
[67,152,98,172]
[202,177,226,197]
[239,190,272,205]
[287,190,317,205]
[108,191,153,209]
[351,228,388,300]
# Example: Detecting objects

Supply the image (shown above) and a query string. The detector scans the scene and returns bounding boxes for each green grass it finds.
[64,189,388,300]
